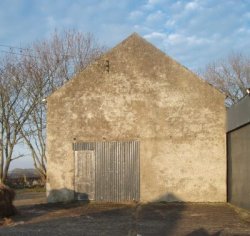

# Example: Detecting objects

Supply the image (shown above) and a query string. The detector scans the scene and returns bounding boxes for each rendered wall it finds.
[46,34,226,203]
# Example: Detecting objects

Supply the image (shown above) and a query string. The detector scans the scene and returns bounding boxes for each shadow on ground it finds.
[1,189,250,235]
[186,228,222,236]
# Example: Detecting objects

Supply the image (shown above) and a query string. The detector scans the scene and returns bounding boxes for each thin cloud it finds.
[129,10,144,20]
[185,1,200,11]
[133,0,250,69]
[146,10,165,24]
[143,0,165,10]
[144,32,167,40]
[0,0,250,71]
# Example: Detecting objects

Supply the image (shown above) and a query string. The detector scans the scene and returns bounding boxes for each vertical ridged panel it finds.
[74,140,140,202]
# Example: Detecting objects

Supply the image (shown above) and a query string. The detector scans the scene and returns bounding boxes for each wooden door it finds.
[75,150,95,200]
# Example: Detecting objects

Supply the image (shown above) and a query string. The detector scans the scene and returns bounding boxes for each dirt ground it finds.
[0,190,250,235]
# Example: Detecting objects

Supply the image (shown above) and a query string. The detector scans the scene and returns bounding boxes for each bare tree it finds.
[0,30,104,183]
[19,30,105,182]
[0,53,43,183]
[202,52,250,106]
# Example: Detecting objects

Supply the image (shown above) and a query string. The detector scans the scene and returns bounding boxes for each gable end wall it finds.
[46,34,226,203]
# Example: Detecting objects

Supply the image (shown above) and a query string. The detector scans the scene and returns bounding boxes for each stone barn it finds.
[46,33,226,203]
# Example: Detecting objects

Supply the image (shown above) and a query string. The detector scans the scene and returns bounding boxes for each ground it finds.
[0,189,250,235]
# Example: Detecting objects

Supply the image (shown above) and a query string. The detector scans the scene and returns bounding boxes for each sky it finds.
[1,0,250,169]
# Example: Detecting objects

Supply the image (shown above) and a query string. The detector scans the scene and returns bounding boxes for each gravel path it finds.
[0,191,250,235]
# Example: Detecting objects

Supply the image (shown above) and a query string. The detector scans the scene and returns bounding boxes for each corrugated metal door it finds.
[73,140,140,202]
[75,150,95,200]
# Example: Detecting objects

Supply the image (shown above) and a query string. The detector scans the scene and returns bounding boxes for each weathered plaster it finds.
[46,33,226,203]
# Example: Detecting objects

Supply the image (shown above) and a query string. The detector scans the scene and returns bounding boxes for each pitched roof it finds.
[48,32,224,99]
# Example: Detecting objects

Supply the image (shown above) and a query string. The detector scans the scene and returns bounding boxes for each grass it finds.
[15,186,46,193]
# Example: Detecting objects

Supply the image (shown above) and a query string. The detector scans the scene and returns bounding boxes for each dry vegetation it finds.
[0,183,16,218]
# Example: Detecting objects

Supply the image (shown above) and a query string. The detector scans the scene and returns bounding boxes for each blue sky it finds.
[1,0,250,169]
[1,0,250,71]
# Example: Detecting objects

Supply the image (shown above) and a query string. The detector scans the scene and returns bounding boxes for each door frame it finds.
[74,150,95,200]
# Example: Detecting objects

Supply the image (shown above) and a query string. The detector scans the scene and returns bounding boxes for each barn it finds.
[46,33,226,203]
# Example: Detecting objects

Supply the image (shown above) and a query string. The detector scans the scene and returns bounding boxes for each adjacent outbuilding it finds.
[46,33,226,203]
[227,95,250,210]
